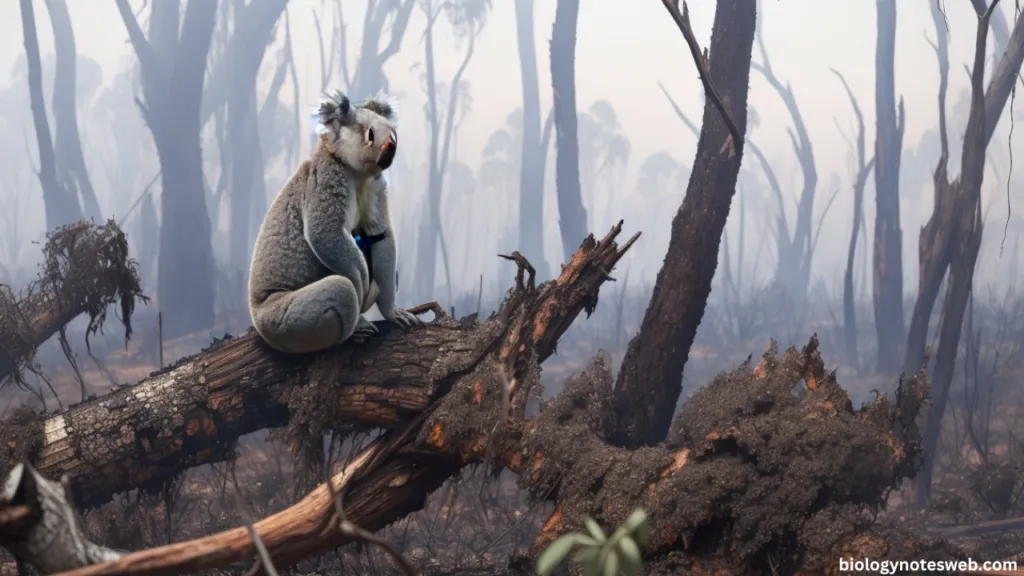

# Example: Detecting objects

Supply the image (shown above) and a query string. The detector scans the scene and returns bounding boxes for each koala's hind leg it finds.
[252,275,374,354]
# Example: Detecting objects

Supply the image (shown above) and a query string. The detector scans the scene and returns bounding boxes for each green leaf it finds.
[602,549,620,576]
[632,517,649,546]
[584,517,607,542]
[617,536,642,576]
[623,509,648,533]
[537,534,580,574]
[582,556,602,576]
[574,546,601,564]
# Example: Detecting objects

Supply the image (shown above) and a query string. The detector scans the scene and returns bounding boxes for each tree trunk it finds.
[550,0,588,265]
[515,0,549,280]
[20,0,82,232]
[116,0,219,340]
[222,0,288,275]
[610,0,756,448]
[913,2,1024,506]
[44,0,103,223]
[1,222,636,517]
[872,0,906,374]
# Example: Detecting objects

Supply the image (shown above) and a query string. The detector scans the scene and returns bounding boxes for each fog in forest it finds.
[3,1,1024,572]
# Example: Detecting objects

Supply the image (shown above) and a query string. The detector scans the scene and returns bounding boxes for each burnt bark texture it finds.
[1,224,639,575]
[610,0,756,448]
[20,0,83,232]
[514,0,550,279]
[0,221,145,391]
[116,0,219,340]
[44,0,103,223]
[550,0,588,265]
[872,0,907,374]
[910,1,1024,506]
[832,68,875,376]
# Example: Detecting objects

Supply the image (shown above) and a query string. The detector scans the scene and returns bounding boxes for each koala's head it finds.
[316,90,398,175]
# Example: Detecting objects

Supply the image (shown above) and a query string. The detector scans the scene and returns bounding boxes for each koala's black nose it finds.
[377,139,396,169]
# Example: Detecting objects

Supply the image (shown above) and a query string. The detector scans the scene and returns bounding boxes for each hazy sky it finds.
[0,0,1021,288]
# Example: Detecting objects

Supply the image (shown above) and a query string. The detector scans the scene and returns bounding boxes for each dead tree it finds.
[220,0,288,275]
[414,0,488,301]
[115,0,219,340]
[550,0,589,265]
[751,9,819,301]
[44,0,103,223]
[872,0,907,374]
[610,0,754,448]
[515,0,550,280]
[20,0,82,232]
[910,0,1024,506]
[831,68,876,375]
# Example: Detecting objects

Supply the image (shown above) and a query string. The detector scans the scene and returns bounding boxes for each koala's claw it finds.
[350,316,379,343]
[386,307,423,329]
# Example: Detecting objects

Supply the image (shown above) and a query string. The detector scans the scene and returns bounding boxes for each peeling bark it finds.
[610,0,756,448]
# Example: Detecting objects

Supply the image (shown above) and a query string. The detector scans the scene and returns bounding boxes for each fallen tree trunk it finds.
[0,224,639,574]
[0,220,145,390]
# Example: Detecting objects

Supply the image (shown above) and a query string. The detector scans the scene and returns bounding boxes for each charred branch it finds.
[610,0,756,448]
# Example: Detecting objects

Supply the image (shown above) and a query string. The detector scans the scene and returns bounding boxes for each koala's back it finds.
[249,161,330,305]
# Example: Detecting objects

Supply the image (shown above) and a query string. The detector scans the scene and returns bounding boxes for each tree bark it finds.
[872,0,907,374]
[1,223,640,575]
[912,0,1024,506]
[20,0,83,232]
[550,0,588,266]
[0,220,144,390]
[610,0,756,448]
[44,0,103,223]
[515,0,549,280]
[116,0,219,340]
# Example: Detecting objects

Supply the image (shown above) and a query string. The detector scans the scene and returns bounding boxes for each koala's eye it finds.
[364,126,375,146]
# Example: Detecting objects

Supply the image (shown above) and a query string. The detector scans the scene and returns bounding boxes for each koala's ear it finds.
[316,90,354,133]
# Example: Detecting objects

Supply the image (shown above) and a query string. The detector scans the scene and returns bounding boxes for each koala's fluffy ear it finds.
[316,90,354,135]
[360,90,398,122]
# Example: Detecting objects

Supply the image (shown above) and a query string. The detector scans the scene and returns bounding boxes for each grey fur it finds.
[249,91,421,354]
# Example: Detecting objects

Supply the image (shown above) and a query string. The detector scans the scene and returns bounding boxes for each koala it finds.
[248,90,422,354]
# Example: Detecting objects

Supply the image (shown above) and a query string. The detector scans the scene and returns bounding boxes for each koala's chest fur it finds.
[344,175,378,232]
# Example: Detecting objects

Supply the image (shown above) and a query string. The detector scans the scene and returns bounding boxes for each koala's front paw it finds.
[384,307,424,329]
[349,315,379,344]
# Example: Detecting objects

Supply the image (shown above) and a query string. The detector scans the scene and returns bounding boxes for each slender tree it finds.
[550,0,587,264]
[872,0,906,374]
